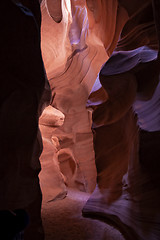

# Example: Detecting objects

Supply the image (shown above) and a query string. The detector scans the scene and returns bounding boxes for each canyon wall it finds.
[39,1,160,239]
[39,0,128,195]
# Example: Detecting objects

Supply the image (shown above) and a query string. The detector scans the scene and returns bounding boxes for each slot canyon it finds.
[1,0,160,239]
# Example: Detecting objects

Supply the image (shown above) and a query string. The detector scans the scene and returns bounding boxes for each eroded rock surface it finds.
[40,0,160,239]
[40,0,128,193]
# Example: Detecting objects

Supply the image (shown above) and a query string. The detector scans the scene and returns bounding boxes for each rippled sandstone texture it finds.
[40,0,128,195]
[40,0,160,239]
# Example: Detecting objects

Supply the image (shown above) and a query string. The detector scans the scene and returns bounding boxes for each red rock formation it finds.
[82,2,160,240]
[83,47,160,240]
[39,106,67,203]
[40,0,160,239]
[40,0,128,193]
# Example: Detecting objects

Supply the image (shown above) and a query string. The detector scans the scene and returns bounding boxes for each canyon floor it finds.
[41,188,125,240]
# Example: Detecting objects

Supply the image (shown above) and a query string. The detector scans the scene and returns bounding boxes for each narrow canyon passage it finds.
[1,1,160,239]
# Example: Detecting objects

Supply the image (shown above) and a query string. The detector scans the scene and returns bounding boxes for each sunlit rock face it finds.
[40,0,128,193]
[39,106,67,203]
[40,0,160,239]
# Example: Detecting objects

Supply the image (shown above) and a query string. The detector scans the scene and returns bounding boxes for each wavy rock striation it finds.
[40,0,160,239]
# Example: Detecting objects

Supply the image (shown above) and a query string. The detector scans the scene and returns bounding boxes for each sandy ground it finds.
[41,188,125,240]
